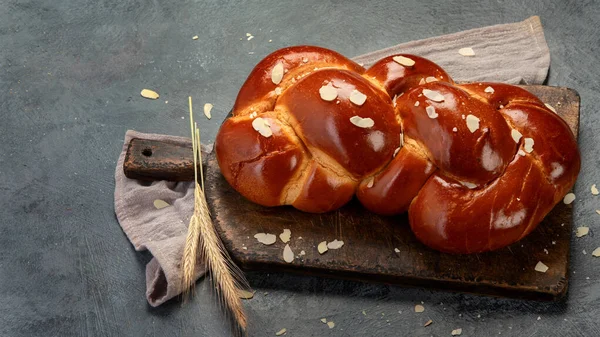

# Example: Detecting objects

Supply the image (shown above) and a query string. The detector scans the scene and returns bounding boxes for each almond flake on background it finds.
[425,106,438,119]
[451,328,463,336]
[279,229,291,243]
[424,320,433,327]
[141,89,159,99]
[511,129,522,143]
[327,240,344,250]
[563,193,576,205]
[535,261,549,273]
[275,328,287,336]
[591,184,599,195]
[238,290,255,299]
[545,103,557,113]
[153,199,170,209]
[203,103,213,119]
[484,86,495,94]
[596,210,600,215]
[349,116,375,128]
[422,89,445,102]
[394,248,400,253]
[319,83,338,101]
[283,244,294,263]
[318,241,328,254]
[349,89,367,106]
[327,321,335,329]
[465,114,480,133]
[252,117,273,138]
[271,62,284,85]
[392,55,416,67]
[247,35,254,41]
[254,233,277,245]
[192,35,199,40]
[320,318,327,323]
[415,304,425,313]
[299,250,306,256]
[458,47,475,56]
[592,247,600,257]
[523,137,535,153]
[576,226,590,238]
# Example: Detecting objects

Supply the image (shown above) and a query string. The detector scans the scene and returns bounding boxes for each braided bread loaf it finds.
[215,46,580,254]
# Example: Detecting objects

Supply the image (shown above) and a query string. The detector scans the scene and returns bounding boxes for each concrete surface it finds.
[1,0,599,336]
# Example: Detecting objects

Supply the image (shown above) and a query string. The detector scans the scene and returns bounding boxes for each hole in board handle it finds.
[142,148,153,157]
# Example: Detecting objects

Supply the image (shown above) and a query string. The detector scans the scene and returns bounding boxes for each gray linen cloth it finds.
[114,16,550,307]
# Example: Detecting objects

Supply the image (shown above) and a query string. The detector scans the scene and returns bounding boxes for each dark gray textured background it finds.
[1,0,600,336]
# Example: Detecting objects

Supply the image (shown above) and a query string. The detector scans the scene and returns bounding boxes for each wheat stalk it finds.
[180,97,250,335]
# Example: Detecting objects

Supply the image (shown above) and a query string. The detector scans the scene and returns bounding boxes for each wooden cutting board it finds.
[124,85,580,300]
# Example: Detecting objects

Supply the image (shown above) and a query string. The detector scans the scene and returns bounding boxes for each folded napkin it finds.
[114,16,551,307]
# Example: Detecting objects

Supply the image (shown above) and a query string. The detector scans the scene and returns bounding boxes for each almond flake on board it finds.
[563,193,576,205]
[392,55,415,67]
[318,241,328,254]
[141,89,159,99]
[422,89,445,102]
[254,233,277,245]
[192,35,199,40]
[394,248,400,253]
[465,114,480,133]
[535,261,549,273]
[279,229,291,243]
[283,244,294,263]
[592,247,600,257]
[591,184,599,195]
[576,226,589,238]
[327,321,335,329]
[415,304,425,313]
[327,240,344,250]
[349,89,367,106]
[275,328,287,336]
[349,116,374,128]
[451,328,463,336]
[320,318,327,323]
[458,47,475,56]
[319,83,338,101]
[153,199,170,209]
[545,103,557,113]
[424,320,433,327]
[203,103,213,119]
[271,62,284,85]
[238,290,255,299]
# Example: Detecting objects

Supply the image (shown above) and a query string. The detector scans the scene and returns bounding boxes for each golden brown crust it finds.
[215,46,581,254]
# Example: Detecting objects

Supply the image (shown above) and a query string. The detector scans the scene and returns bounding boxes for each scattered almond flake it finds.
[537,316,541,321]
[327,321,335,329]
[238,290,255,299]
[392,55,416,67]
[563,192,576,205]
[393,147,401,157]
[252,117,273,138]
[246,33,251,36]
[423,89,445,102]
[452,127,458,132]
[349,115,375,128]
[242,247,248,250]
[319,83,338,101]
[327,240,344,250]
[141,89,159,99]
[268,39,272,42]
[247,35,254,41]
[299,250,305,256]
[275,328,287,336]
[451,328,463,336]
[545,103,557,113]
[523,138,534,153]
[302,57,309,63]
[575,226,589,238]
[511,129,522,143]
[203,103,213,119]
[419,78,426,85]
[279,229,291,243]
[424,320,433,327]
[349,89,367,106]
[425,76,438,83]
[248,52,255,55]
[592,184,599,195]
[153,199,170,209]
[283,244,294,263]
[271,62,284,85]
[465,114,480,133]
[592,247,600,257]
[366,177,374,188]
[552,241,556,245]
[459,47,475,56]
[394,248,400,253]
[583,249,587,255]
[415,304,425,313]
[320,318,327,323]
[543,248,549,254]
[274,87,282,95]
[192,35,199,40]
[254,233,277,245]
[425,106,438,119]
[414,101,420,107]
[518,149,527,156]
[484,86,494,94]
[318,241,328,254]
[362,310,367,316]
[535,261,549,273]
[596,210,600,215]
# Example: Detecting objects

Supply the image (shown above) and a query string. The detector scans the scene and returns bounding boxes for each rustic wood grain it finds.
[124,85,580,300]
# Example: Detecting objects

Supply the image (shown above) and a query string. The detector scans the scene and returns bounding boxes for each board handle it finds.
[123,138,196,181]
